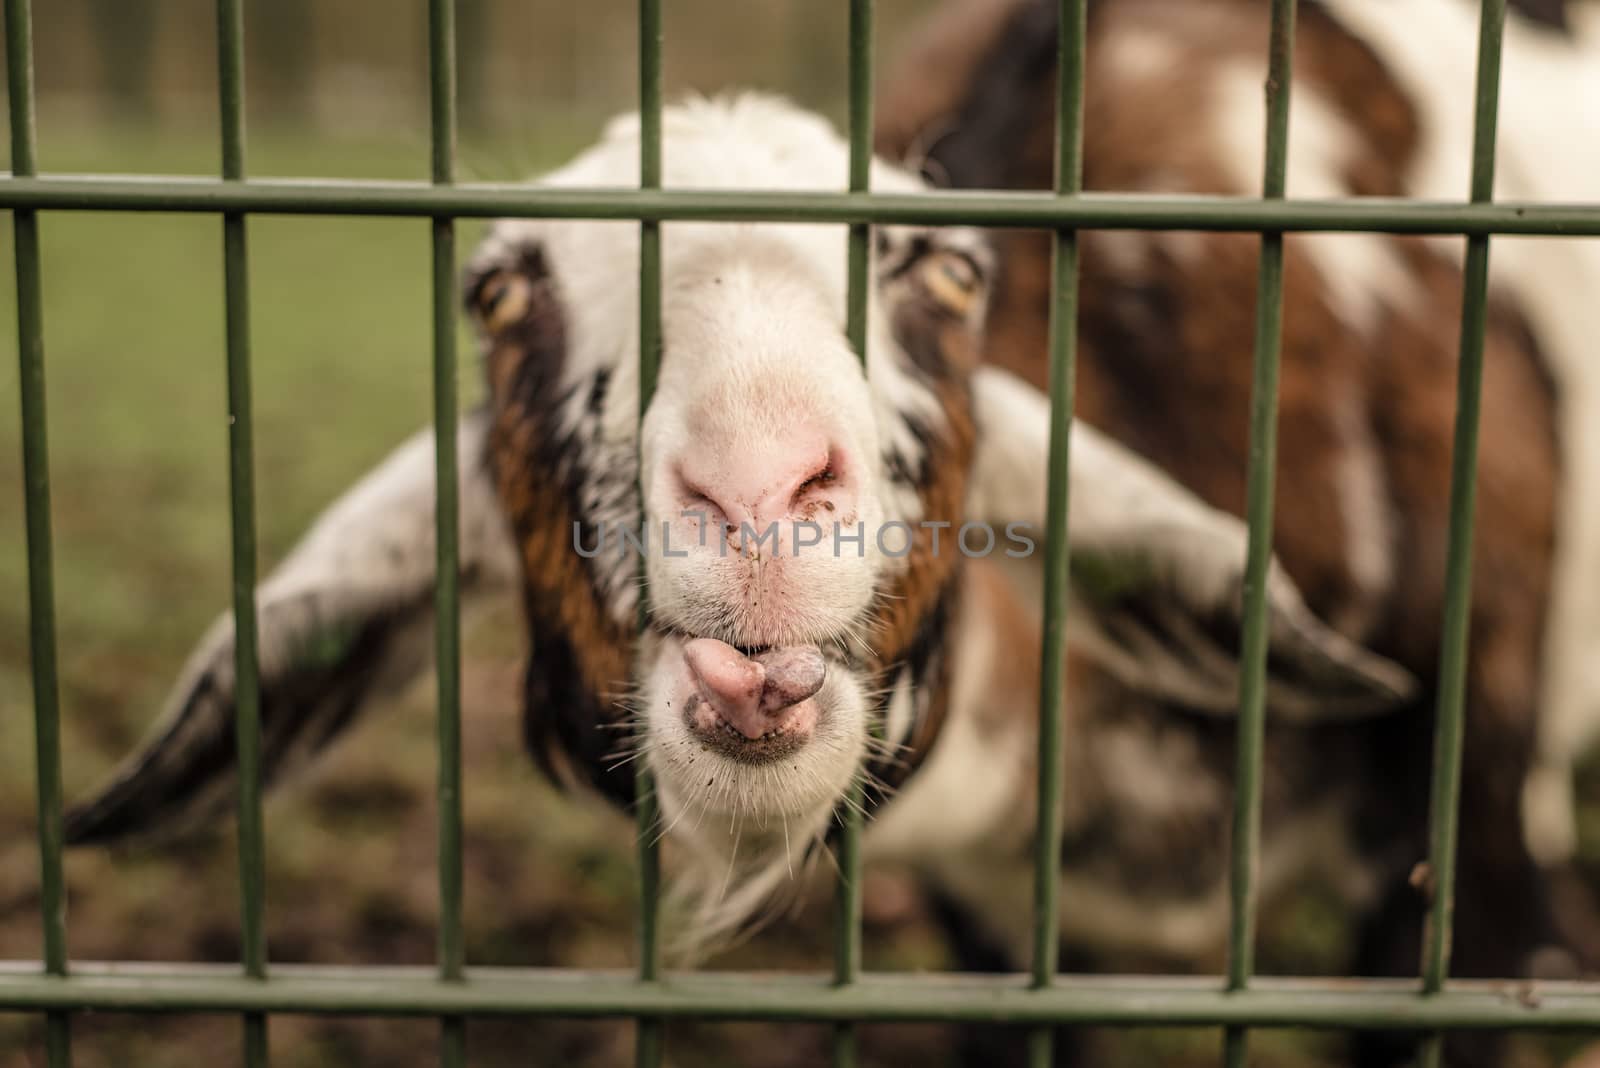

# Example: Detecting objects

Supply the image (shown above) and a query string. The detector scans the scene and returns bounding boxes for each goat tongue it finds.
[684,639,826,738]
[754,646,826,714]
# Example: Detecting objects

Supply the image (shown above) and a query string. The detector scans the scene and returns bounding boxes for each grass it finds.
[0,121,643,1068]
[1,121,1596,1068]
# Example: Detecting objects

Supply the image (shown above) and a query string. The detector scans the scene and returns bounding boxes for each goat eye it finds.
[919,251,982,317]
[476,270,532,335]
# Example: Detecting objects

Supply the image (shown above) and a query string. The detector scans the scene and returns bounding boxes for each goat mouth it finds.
[681,693,815,764]
[674,639,828,765]
[645,630,868,821]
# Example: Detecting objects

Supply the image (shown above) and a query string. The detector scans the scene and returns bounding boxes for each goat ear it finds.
[1061,528,1418,720]
[64,409,519,846]
[968,367,1417,720]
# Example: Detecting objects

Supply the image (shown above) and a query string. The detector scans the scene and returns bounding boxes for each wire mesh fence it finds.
[6,1,1600,1067]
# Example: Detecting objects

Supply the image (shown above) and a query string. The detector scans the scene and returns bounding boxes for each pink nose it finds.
[675,430,855,539]
[684,639,826,740]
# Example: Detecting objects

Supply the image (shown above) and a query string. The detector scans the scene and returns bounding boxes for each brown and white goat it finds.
[876,0,1600,1059]
[63,2,1600,1065]
[65,89,1400,915]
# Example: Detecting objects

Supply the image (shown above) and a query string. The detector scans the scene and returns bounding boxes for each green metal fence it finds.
[6,0,1600,1066]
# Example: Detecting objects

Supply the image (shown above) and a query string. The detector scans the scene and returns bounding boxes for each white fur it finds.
[966,367,1414,714]
[1210,65,1422,334]
[1324,0,1600,862]
[882,667,918,751]
[1105,25,1182,82]
[265,410,519,603]
[1328,383,1396,640]
[641,243,889,650]
[969,366,1304,622]
[866,569,1033,864]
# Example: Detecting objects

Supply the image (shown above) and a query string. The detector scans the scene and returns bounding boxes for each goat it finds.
[64,97,1402,930]
[876,0,1600,1062]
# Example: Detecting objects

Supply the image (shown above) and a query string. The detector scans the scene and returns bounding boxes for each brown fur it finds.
[864,257,987,791]
[874,0,1030,176]
[869,304,980,672]
[476,258,636,798]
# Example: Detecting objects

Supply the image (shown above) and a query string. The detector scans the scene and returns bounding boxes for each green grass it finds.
[2,126,460,808]
[0,122,645,1067]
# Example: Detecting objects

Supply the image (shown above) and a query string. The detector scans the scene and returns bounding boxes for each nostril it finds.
[787,448,852,516]
[788,457,838,512]
[670,437,853,536]
[674,468,729,525]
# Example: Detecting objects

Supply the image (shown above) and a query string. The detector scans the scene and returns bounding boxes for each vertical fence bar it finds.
[1418,1,1505,1064]
[427,0,466,1066]
[832,3,873,1067]
[214,0,268,1064]
[1222,3,1297,1067]
[1028,1,1085,1065]
[6,0,70,1064]
[635,1,665,1066]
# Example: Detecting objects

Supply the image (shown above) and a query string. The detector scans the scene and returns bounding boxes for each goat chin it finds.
[639,630,873,959]
[662,809,833,962]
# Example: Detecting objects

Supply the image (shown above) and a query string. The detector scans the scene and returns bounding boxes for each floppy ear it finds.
[64,409,519,846]
[968,366,1417,720]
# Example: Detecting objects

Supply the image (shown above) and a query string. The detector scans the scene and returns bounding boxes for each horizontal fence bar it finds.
[1,177,1598,233]
[0,966,1594,1029]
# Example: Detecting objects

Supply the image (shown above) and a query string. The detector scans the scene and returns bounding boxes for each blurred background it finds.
[2,2,1599,1067]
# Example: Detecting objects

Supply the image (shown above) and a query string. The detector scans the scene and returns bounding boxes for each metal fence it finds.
[6,1,1600,1067]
